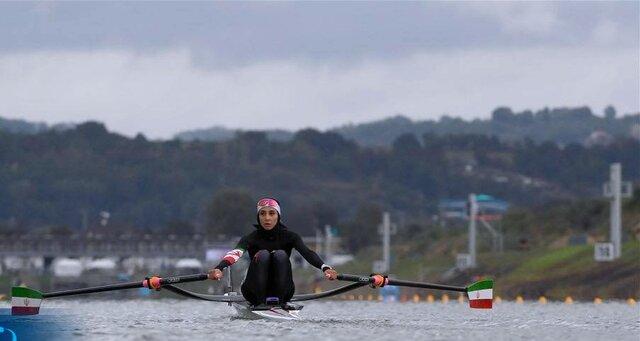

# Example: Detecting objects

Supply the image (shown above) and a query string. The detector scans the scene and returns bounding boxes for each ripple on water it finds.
[1,299,638,340]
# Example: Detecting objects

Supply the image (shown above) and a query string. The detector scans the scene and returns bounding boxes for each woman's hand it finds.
[324,268,338,280]
[208,268,223,280]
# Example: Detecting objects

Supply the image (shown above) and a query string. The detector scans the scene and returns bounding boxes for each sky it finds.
[0,1,638,139]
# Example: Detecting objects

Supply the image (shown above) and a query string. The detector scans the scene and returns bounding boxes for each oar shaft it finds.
[337,274,466,293]
[43,273,208,298]
[44,282,141,298]
[387,279,466,293]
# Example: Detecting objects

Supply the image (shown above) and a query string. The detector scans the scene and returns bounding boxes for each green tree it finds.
[205,189,255,238]
[491,107,515,122]
[604,105,617,120]
[342,203,383,251]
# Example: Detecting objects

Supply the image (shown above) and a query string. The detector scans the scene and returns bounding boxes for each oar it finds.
[10,273,209,315]
[337,274,493,309]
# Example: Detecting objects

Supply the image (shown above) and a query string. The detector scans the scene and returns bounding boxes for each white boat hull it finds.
[231,302,302,321]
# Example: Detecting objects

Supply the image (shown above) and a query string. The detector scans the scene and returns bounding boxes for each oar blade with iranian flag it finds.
[337,274,495,310]
[11,286,44,315]
[466,279,493,309]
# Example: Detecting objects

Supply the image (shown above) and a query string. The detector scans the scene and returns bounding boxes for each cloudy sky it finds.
[0,1,638,138]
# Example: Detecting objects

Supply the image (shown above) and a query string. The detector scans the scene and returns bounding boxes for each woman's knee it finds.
[271,250,289,263]
[253,249,271,263]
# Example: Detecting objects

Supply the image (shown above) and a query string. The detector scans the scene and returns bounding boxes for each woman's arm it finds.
[292,232,331,271]
[208,236,249,280]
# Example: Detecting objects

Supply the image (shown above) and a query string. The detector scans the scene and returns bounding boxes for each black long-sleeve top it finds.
[214,223,327,270]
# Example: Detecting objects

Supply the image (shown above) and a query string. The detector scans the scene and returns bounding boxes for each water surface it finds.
[1,299,638,340]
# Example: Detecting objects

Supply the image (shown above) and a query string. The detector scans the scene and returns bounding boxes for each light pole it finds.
[468,194,478,268]
[602,163,632,259]
[374,212,396,273]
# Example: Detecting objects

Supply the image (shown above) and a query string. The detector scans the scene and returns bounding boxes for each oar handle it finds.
[43,273,209,298]
[337,274,467,293]
[337,274,376,284]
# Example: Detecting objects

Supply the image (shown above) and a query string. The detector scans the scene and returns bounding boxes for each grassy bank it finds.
[485,241,640,300]
[322,240,639,301]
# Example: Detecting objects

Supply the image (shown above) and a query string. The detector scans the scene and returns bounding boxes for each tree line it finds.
[170,106,640,147]
[0,121,637,245]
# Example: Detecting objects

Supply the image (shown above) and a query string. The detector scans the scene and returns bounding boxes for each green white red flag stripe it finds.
[11,287,43,315]
[222,249,244,265]
[466,280,493,309]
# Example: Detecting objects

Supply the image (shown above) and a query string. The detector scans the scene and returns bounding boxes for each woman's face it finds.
[258,208,278,230]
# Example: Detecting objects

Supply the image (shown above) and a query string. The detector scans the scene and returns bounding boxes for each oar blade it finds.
[466,279,493,309]
[11,286,44,315]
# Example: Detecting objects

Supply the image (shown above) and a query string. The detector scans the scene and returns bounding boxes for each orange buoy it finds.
[494,296,502,303]
[538,296,547,304]
[457,293,465,304]
[412,294,420,303]
[564,296,573,304]
[441,294,449,304]
[594,297,603,304]
[516,295,524,304]
[627,298,636,306]
[426,294,435,303]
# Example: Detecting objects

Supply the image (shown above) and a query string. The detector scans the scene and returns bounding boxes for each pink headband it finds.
[257,198,281,216]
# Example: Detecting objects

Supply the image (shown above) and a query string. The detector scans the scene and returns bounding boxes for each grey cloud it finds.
[1,2,637,69]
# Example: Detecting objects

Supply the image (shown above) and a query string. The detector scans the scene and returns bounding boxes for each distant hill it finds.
[173,106,640,146]
[9,106,639,146]
[0,116,48,134]
[174,126,293,142]
[331,106,640,146]
[0,116,74,134]
[0,121,637,232]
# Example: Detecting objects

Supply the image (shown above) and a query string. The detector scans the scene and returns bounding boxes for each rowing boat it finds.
[10,273,493,320]
[164,285,304,320]
[162,279,369,320]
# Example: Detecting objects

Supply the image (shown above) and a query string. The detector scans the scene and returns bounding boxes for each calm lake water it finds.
[1,299,639,340]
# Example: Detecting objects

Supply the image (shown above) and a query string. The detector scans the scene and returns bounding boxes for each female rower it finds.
[208,197,338,308]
